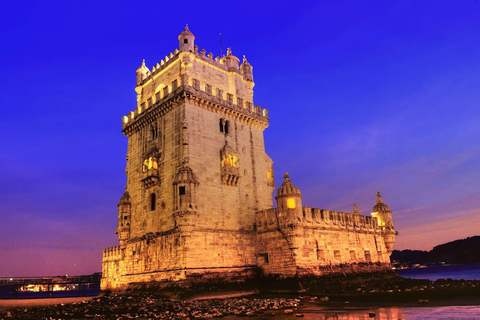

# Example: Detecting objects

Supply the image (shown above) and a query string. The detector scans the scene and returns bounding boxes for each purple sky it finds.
[1,1,479,277]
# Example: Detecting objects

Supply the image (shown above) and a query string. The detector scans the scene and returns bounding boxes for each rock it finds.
[284,309,294,314]
[295,313,304,317]
[418,299,429,304]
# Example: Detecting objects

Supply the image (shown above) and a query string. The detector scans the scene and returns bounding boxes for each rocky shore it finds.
[0,295,301,319]
[2,276,480,319]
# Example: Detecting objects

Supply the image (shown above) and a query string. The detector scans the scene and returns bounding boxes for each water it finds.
[395,263,480,281]
[236,306,480,319]
[0,288,100,299]
[2,265,480,319]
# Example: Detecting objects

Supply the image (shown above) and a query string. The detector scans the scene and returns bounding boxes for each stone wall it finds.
[254,206,393,277]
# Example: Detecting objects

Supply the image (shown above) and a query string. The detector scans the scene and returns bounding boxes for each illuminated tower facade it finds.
[102,25,274,289]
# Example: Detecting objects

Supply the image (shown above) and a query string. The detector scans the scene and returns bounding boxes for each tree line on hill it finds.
[391,236,480,265]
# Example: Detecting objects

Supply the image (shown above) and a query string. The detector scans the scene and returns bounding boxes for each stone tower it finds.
[102,25,275,289]
[101,26,396,290]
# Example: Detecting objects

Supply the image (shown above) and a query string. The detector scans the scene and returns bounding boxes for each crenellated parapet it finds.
[122,84,269,136]
[102,245,122,262]
[300,207,380,231]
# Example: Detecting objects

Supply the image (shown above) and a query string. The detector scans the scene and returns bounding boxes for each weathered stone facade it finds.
[101,26,397,290]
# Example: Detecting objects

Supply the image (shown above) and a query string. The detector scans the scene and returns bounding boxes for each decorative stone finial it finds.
[185,23,189,31]
[227,47,232,56]
[376,191,384,204]
[283,173,290,180]
[353,203,360,214]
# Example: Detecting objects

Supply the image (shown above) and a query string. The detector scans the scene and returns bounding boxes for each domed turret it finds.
[373,191,391,213]
[136,59,149,86]
[371,191,395,253]
[174,165,198,185]
[178,24,195,52]
[222,47,240,72]
[116,191,131,246]
[173,164,199,213]
[240,55,253,81]
[276,173,303,226]
[276,173,302,199]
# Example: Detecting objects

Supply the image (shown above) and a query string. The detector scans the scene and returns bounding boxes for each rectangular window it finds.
[334,250,341,260]
[286,198,296,209]
[267,170,273,180]
[259,253,269,264]
[179,186,185,195]
[365,251,372,262]
[350,250,356,260]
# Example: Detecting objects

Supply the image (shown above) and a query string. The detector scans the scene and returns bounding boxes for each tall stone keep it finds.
[101,26,396,290]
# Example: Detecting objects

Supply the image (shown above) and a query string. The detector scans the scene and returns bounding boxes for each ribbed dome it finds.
[372,191,391,212]
[174,165,198,185]
[275,173,302,198]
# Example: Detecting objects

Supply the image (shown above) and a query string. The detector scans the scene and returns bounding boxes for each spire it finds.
[283,173,290,181]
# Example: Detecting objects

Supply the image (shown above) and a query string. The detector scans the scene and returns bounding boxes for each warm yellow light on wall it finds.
[267,170,273,179]
[286,198,296,209]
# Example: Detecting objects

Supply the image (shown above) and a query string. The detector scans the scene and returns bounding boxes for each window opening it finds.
[224,121,229,134]
[219,119,224,133]
[150,193,156,211]
[179,186,186,195]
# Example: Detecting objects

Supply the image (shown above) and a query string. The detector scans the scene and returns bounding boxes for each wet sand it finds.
[0,297,93,312]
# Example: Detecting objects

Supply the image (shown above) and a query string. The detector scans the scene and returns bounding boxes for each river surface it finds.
[395,263,480,281]
[2,265,480,319]
[224,305,480,319]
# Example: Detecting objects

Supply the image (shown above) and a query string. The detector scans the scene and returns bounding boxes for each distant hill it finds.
[392,236,480,265]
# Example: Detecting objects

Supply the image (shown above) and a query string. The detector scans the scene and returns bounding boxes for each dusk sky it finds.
[1,1,479,277]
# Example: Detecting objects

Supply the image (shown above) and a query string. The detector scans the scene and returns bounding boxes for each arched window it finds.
[150,193,156,211]
[219,119,224,133]
[224,121,229,134]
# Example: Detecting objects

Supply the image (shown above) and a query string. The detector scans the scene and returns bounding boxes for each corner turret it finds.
[371,191,393,229]
[371,191,396,254]
[116,191,131,246]
[135,59,149,86]
[178,24,195,52]
[221,47,240,72]
[240,55,253,82]
[276,173,303,227]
